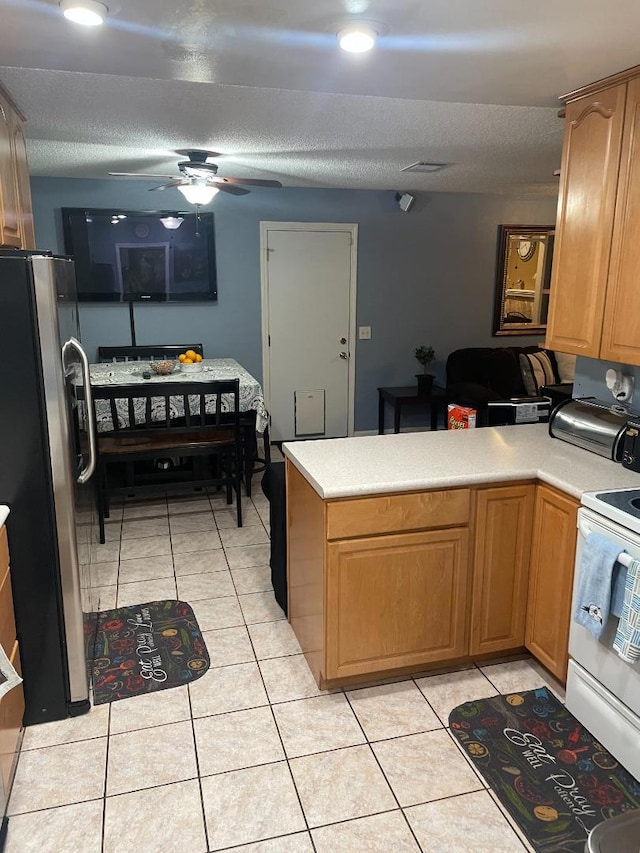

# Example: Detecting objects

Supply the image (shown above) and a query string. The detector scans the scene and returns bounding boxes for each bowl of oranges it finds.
[178,350,204,372]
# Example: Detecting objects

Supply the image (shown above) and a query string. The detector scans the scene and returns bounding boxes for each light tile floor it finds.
[5,462,563,852]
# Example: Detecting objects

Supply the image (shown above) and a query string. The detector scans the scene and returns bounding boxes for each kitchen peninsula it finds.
[283,425,640,689]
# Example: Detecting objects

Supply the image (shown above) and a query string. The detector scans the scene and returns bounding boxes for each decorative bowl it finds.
[179,362,204,373]
[149,360,177,375]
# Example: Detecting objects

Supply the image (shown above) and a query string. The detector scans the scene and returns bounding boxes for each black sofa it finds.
[445,346,571,425]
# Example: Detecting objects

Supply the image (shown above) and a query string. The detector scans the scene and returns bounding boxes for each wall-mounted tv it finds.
[61,208,217,302]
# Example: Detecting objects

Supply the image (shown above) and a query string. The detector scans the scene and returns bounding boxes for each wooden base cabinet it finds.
[0,525,24,809]
[470,484,535,656]
[287,460,580,688]
[525,484,579,681]
[326,528,470,680]
[286,460,472,686]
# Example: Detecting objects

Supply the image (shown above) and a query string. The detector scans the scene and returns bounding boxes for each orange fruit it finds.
[178,354,187,363]
[185,350,197,360]
[183,357,194,364]
[195,353,203,363]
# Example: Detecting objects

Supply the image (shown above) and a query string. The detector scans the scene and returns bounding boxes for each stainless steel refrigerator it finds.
[0,249,97,724]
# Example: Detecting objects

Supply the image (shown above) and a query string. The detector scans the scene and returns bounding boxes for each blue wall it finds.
[31,177,558,431]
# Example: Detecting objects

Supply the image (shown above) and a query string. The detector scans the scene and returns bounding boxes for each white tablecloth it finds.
[89,358,268,433]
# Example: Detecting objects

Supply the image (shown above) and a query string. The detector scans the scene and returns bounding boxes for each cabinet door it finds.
[0,97,21,248]
[525,485,579,682]
[601,76,640,365]
[470,485,534,656]
[545,84,626,357]
[0,641,23,796]
[10,116,35,250]
[325,527,470,680]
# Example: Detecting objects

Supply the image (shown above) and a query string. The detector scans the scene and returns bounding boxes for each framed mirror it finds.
[492,225,555,336]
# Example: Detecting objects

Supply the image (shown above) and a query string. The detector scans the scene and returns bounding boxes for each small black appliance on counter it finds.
[622,418,640,472]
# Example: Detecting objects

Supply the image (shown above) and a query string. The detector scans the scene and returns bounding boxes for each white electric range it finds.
[568,487,640,781]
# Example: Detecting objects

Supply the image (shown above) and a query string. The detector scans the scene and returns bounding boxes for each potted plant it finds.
[414,345,436,396]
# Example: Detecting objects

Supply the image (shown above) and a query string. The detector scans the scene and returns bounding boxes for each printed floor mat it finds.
[449,687,640,852]
[85,600,209,704]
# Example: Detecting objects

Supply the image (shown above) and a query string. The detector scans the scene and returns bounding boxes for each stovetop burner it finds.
[582,487,640,535]
[594,488,640,517]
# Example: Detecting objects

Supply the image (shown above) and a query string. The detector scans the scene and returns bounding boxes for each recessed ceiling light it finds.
[400,162,450,174]
[59,0,108,26]
[337,24,377,53]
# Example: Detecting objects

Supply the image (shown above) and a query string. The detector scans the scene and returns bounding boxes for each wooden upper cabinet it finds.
[546,84,627,357]
[0,95,22,248]
[525,484,579,682]
[470,484,534,656]
[10,117,35,250]
[0,84,34,250]
[601,76,640,365]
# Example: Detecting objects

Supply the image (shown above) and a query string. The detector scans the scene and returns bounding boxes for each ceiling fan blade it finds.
[216,183,251,196]
[218,177,283,188]
[148,180,187,191]
[109,172,176,179]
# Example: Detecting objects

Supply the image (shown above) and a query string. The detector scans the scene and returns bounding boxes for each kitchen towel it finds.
[574,532,624,638]
[0,642,22,700]
[613,557,640,663]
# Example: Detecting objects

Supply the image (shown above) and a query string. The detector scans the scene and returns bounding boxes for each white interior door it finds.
[261,223,357,443]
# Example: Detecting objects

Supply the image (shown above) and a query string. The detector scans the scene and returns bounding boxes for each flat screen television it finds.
[61,208,217,302]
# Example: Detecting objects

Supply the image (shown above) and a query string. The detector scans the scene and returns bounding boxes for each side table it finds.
[377,385,448,434]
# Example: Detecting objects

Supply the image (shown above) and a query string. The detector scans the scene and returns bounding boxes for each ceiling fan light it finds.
[59,0,108,26]
[177,184,219,205]
[337,24,376,53]
[159,216,185,230]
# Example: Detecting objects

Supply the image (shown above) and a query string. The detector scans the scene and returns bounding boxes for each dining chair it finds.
[91,378,242,541]
[97,344,204,362]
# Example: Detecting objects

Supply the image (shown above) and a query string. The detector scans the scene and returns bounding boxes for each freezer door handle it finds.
[62,337,97,484]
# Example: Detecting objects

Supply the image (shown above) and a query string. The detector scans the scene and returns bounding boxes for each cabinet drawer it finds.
[326,489,470,540]
[0,641,23,796]
[0,567,16,658]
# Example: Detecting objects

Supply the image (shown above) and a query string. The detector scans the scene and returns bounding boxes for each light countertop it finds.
[283,424,640,500]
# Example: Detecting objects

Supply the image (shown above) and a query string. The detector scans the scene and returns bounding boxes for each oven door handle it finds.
[578,519,633,567]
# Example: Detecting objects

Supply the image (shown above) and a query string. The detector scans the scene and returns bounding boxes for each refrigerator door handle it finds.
[62,337,97,484]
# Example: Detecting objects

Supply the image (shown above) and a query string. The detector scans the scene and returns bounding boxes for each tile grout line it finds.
[185,674,211,853]
[243,601,317,852]
[341,689,426,852]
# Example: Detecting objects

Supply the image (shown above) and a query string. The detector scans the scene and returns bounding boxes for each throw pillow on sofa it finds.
[554,351,577,383]
[519,350,560,395]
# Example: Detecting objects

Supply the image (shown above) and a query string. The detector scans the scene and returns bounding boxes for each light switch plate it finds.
[358,326,372,340]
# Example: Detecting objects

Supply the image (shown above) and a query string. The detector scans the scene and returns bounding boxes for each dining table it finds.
[88,357,269,434]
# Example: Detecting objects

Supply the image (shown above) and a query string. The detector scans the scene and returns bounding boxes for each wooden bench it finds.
[91,378,242,541]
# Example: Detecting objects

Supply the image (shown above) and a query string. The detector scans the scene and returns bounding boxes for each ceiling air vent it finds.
[400,161,449,174]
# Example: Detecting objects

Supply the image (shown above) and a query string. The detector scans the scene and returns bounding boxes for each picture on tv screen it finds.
[61,208,217,302]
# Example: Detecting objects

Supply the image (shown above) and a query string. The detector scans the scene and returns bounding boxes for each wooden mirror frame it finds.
[492,224,555,336]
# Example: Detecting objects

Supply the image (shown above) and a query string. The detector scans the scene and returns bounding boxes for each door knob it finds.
[340,352,348,360]
[340,337,347,345]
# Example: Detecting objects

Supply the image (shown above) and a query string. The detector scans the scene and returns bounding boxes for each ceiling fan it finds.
[109,149,282,205]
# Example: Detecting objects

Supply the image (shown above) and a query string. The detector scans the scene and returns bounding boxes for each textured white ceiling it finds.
[1,0,637,194]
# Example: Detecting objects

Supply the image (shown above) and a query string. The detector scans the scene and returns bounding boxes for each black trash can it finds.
[261,461,287,615]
